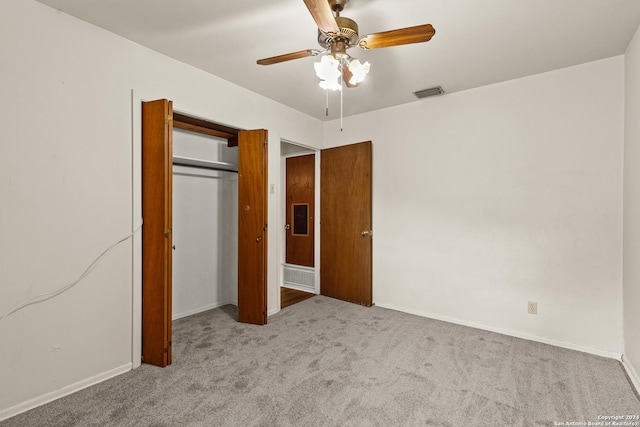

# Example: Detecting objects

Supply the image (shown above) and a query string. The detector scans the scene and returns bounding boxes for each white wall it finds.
[324,57,625,356]
[0,0,322,418]
[172,130,238,319]
[623,24,640,390]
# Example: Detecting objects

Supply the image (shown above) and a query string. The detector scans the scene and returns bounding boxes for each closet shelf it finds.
[172,156,238,173]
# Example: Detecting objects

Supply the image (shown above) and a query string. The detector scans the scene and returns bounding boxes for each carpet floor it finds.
[2,296,639,426]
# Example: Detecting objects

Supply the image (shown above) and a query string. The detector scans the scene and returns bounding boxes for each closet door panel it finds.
[237,129,268,325]
[142,99,173,367]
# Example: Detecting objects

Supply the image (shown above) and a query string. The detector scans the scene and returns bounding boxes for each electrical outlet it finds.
[528,301,538,315]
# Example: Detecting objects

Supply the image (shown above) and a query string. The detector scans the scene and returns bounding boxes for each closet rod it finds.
[172,156,238,173]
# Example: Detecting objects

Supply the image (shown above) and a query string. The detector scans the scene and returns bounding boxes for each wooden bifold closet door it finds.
[141,99,173,367]
[237,129,269,325]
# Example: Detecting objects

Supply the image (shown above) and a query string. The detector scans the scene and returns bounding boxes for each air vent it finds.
[413,86,445,99]
[283,264,315,293]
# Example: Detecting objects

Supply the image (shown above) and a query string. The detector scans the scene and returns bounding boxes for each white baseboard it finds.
[375,302,622,360]
[0,363,132,422]
[172,300,236,321]
[622,355,640,395]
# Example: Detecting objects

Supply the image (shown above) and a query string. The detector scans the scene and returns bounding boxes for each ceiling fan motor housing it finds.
[317,16,359,56]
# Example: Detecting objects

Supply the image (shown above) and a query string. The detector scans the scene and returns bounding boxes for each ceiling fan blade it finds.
[303,0,339,34]
[358,24,435,49]
[257,49,320,66]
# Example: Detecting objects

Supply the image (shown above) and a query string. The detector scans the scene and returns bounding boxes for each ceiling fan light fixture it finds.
[347,59,370,85]
[314,55,342,91]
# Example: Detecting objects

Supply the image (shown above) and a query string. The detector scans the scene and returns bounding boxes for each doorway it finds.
[280,142,319,308]
[279,140,373,309]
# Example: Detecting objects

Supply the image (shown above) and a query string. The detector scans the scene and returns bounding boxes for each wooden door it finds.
[238,129,268,325]
[286,154,315,267]
[320,141,372,306]
[141,99,173,367]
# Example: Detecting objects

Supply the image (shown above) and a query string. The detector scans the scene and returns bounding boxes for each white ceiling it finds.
[36,0,640,121]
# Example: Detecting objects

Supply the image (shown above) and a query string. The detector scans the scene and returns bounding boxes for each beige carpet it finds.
[2,296,639,426]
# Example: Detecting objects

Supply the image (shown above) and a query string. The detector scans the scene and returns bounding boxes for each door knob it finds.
[284,224,290,230]
[361,230,373,237]
[256,236,262,242]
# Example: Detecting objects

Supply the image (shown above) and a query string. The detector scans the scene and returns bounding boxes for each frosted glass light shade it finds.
[314,55,342,91]
[347,60,370,85]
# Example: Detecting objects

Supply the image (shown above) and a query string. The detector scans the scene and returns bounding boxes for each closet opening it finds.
[141,99,269,367]
[172,121,239,322]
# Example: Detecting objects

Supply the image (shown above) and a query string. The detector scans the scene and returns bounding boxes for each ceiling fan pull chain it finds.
[326,89,329,117]
[340,72,344,132]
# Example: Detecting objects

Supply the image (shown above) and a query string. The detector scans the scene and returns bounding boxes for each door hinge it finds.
[164,347,168,353]
[264,224,268,231]
[164,228,172,238]
[165,115,172,125]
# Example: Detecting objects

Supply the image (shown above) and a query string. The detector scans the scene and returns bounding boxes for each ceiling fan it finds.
[256,0,436,89]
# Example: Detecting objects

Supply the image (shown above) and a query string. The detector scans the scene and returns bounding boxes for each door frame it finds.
[279,140,321,296]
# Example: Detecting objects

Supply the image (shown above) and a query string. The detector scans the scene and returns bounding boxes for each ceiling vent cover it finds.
[413,86,445,99]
